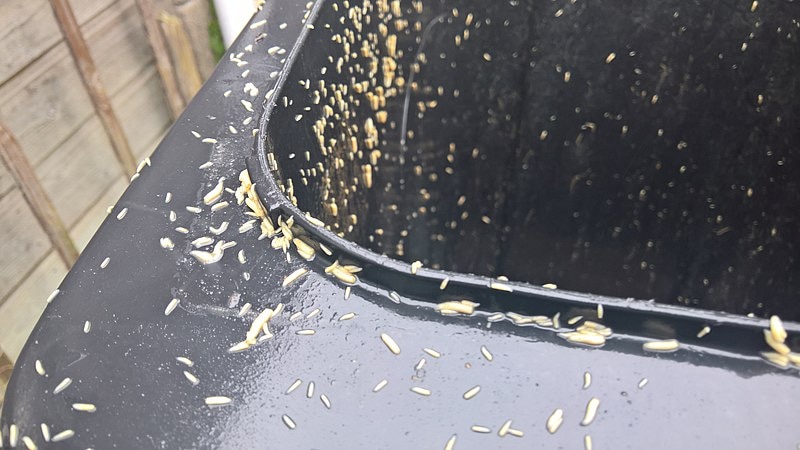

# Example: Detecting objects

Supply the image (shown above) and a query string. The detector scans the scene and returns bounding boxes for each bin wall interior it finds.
[265,0,800,319]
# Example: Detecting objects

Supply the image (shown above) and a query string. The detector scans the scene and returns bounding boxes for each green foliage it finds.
[208,0,225,61]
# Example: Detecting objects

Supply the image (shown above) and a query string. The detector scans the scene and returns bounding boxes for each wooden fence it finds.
[0,0,215,365]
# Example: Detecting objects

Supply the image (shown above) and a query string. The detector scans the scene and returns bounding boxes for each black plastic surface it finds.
[266,0,800,320]
[1,1,799,449]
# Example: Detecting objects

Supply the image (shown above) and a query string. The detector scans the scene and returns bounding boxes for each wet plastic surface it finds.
[2,1,800,449]
[268,0,800,319]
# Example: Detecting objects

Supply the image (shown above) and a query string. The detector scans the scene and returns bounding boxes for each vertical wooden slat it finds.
[0,350,12,409]
[173,0,217,80]
[49,0,138,176]
[159,11,204,101]
[135,0,186,119]
[0,125,79,267]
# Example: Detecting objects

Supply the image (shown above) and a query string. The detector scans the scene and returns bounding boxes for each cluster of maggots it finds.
[242,0,799,442]
[232,162,628,444]
[261,0,800,370]
[270,0,420,226]
[761,315,800,368]
[267,0,486,264]
[6,1,798,449]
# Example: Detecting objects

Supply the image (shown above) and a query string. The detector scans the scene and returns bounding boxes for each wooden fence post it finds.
[135,0,186,119]
[49,0,138,176]
[0,125,79,267]
[159,11,204,102]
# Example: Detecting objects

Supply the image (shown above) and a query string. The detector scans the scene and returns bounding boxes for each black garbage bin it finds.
[2,0,799,448]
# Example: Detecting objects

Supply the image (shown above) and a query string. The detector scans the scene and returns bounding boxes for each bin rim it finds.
[247,0,799,344]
